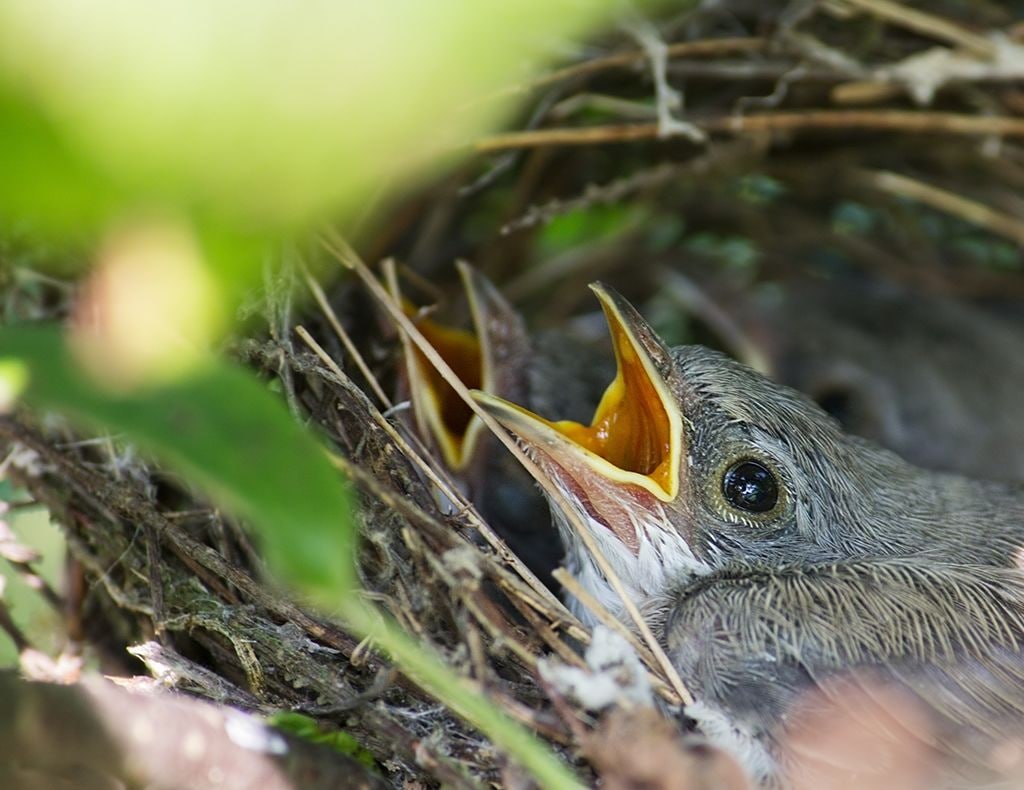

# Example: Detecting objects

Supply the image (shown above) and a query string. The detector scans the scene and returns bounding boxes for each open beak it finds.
[401,263,527,471]
[472,283,682,510]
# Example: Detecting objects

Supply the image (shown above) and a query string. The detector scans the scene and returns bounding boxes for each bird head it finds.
[472,284,937,619]
[401,262,529,472]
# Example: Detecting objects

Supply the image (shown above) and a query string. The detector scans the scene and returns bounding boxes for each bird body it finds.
[661,559,1024,784]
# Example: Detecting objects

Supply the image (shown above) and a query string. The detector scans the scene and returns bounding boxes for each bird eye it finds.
[722,460,779,513]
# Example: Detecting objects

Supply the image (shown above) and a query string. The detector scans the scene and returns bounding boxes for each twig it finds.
[478,123,665,152]
[489,689,575,745]
[522,37,765,93]
[315,250,573,616]
[295,321,569,624]
[537,673,592,745]
[835,0,996,59]
[505,593,587,670]
[474,111,1024,152]
[0,517,64,612]
[0,597,30,652]
[623,17,705,143]
[858,169,1024,247]
[406,525,539,672]
[323,446,585,648]
[501,141,754,237]
[294,323,477,542]
[0,418,364,661]
[553,569,684,706]
[142,522,166,637]
[302,269,393,409]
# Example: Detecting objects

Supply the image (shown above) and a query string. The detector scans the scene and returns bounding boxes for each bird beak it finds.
[472,283,682,505]
[401,263,527,471]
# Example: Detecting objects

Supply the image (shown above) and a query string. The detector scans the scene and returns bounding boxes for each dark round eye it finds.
[722,460,779,513]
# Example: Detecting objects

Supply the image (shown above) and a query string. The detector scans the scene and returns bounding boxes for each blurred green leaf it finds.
[0,0,629,233]
[269,712,377,770]
[0,324,354,600]
[952,235,1021,271]
[538,204,647,257]
[645,213,686,253]
[0,504,64,667]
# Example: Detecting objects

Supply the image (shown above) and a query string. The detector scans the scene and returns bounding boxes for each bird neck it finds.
[549,496,710,627]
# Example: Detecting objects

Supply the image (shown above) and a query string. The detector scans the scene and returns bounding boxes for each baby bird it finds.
[472,284,1024,785]
[398,264,612,585]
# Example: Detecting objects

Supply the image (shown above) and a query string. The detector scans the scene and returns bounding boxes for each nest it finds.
[4,1,1024,787]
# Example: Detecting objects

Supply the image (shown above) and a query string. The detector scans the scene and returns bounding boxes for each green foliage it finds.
[734,173,786,205]
[538,204,649,257]
[268,712,377,770]
[0,0,627,238]
[952,236,1020,271]
[832,201,878,236]
[644,213,687,253]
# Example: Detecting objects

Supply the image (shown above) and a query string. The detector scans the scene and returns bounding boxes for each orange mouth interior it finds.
[408,308,482,458]
[549,319,674,496]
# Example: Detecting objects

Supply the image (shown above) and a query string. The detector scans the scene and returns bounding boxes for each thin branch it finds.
[302,269,393,409]
[0,518,64,612]
[0,417,364,661]
[859,168,1024,247]
[323,444,587,648]
[0,597,30,652]
[623,17,705,143]
[521,37,766,94]
[835,0,996,59]
[475,111,1024,153]
[295,321,568,621]
[553,569,684,706]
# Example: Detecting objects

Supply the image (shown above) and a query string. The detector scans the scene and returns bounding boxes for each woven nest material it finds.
[4,1,1024,787]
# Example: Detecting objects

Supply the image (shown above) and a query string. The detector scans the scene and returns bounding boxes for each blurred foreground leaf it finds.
[0,0,629,232]
[0,1,642,387]
[0,324,355,598]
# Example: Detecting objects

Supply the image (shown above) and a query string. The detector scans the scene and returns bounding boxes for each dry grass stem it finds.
[303,269,392,408]
[524,37,766,94]
[835,0,996,58]
[476,112,1024,153]
[553,568,685,706]
[859,169,1024,247]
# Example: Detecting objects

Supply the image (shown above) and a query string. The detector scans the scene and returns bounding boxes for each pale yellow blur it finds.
[0,360,29,412]
[69,217,222,390]
[0,0,628,227]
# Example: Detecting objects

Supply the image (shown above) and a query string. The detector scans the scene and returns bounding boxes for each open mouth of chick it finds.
[405,309,483,470]
[473,283,681,504]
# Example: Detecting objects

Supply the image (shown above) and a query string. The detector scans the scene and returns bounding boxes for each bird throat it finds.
[547,316,677,499]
